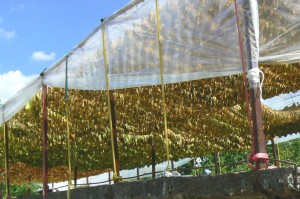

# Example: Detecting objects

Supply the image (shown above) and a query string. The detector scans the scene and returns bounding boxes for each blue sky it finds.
[0,0,130,102]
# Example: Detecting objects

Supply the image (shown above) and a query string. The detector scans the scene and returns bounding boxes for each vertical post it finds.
[271,138,278,166]
[42,83,48,199]
[109,90,120,177]
[65,55,72,199]
[218,153,222,174]
[234,0,267,170]
[200,156,205,175]
[4,121,10,199]
[101,19,119,180]
[243,0,268,170]
[108,172,111,185]
[74,164,78,187]
[151,137,156,179]
[250,87,267,170]
[136,168,140,180]
[171,161,175,171]
[214,153,220,174]
[155,0,170,169]
[276,142,281,167]
[193,158,197,176]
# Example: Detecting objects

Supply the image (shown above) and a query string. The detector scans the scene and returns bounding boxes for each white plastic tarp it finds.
[44,0,247,90]
[43,26,106,90]
[0,76,42,125]
[259,0,300,63]
[104,0,246,88]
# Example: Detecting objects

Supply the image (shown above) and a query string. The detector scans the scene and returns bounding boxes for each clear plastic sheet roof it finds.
[1,0,300,125]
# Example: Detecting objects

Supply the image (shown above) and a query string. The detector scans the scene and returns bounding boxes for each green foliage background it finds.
[178,138,300,175]
[0,182,41,198]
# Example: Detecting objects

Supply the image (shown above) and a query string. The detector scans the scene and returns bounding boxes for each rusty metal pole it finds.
[249,88,267,169]
[42,83,48,198]
[4,121,10,199]
[109,90,120,179]
[151,137,156,179]
[243,0,268,170]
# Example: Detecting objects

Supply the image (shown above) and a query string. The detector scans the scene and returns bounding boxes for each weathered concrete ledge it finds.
[18,167,300,199]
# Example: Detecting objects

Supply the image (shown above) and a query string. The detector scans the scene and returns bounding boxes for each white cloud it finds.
[0,70,37,103]
[0,28,16,40]
[0,17,16,40]
[31,51,56,61]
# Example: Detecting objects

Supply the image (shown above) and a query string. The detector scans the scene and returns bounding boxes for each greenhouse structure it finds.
[0,0,299,198]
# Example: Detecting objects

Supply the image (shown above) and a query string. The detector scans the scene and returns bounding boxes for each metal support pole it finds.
[42,83,48,199]
[51,183,54,193]
[101,19,120,180]
[108,172,111,185]
[109,90,120,178]
[200,156,205,175]
[65,55,72,199]
[136,168,140,180]
[249,88,267,169]
[241,0,268,170]
[74,164,78,187]
[155,0,170,169]
[151,137,156,179]
[4,121,10,199]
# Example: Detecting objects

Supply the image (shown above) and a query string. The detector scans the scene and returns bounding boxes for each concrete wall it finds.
[18,168,300,199]
[18,185,112,199]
